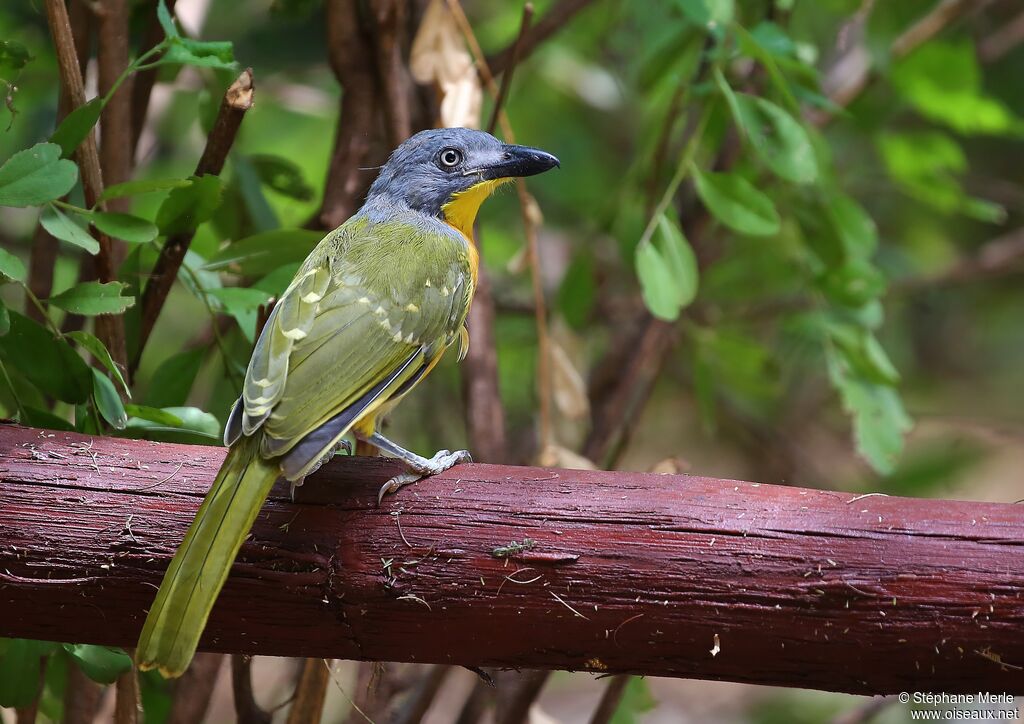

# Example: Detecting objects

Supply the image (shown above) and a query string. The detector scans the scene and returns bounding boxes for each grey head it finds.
[365,127,560,218]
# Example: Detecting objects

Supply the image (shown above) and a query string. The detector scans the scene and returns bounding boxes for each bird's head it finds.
[366,127,560,237]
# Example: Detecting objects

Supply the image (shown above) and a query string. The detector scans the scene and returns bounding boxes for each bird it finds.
[135,127,559,677]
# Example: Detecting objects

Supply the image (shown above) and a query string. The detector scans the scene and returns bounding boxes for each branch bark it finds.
[132,69,254,375]
[44,0,128,369]
[1,423,1022,695]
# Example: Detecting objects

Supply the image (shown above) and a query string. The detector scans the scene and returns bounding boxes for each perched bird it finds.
[136,128,559,677]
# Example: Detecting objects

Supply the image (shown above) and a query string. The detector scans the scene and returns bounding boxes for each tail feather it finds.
[136,437,278,677]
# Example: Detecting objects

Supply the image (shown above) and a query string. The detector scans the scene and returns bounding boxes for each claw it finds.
[376,448,473,505]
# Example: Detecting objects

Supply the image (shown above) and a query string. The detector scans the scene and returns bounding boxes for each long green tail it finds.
[136,436,279,677]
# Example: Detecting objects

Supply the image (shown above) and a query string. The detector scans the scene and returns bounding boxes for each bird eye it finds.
[438,148,463,169]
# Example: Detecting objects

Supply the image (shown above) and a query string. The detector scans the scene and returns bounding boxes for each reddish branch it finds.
[96,0,134,232]
[44,0,128,368]
[317,0,381,230]
[485,0,596,76]
[132,69,254,375]
[131,0,177,156]
[1,423,1022,694]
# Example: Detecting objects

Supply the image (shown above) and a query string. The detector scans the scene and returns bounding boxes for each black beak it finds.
[479,144,560,180]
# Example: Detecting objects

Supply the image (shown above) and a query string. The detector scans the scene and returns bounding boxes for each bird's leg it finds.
[359,431,472,502]
[288,439,353,500]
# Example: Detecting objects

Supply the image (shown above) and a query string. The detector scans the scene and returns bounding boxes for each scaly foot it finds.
[376,448,473,503]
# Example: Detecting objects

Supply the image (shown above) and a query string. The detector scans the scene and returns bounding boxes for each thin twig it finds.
[487,3,534,134]
[130,0,176,156]
[62,663,104,724]
[231,654,272,724]
[588,675,631,724]
[166,653,225,724]
[286,658,332,724]
[391,665,451,724]
[495,670,550,724]
[44,0,128,369]
[485,0,597,76]
[96,0,134,246]
[114,665,142,724]
[132,68,254,375]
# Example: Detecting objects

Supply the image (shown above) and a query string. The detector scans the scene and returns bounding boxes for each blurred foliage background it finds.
[1,0,1023,721]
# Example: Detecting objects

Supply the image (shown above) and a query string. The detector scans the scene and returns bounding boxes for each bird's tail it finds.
[136,436,278,678]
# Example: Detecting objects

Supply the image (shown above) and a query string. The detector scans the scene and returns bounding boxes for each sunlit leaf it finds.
[207,286,272,342]
[0,247,26,282]
[657,214,699,307]
[124,404,184,427]
[825,192,877,259]
[92,211,159,244]
[92,368,127,430]
[48,281,135,316]
[161,39,237,70]
[736,95,817,183]
[693,168,781,236]
[0,143,79,207]
[50,97,104,158]
[62,645,131,685]
[125,405,221,444]
[636,241,678,321]
[675,0,733,31]
[156,174,223,235]
[99,177,193,204]
[67,330,129,395]
[39,204,99,255]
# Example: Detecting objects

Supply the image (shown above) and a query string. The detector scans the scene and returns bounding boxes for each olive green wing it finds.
[225,221,471,481]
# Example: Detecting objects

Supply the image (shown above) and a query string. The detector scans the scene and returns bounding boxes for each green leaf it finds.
[712,67,744,139]
[675,0,733,31]
[891,40,1024,136]
[145,348,205,408]
[99,177,193,204]
[162,39,237,70]
[157,0,179,39]
[736,95,817,184]
[22,405,75,431]
[819,259,886,307]
[49,97,104,158]
[610,677,657,724]
[0,311,92,403]
[91,368,127,429]
[92,211,158,244]
[62,645,131,685]
[0,143,79,207]
[0,639,57,708]
[0,246,26,282]
[693,168,781,236]
[825,192,877,259]
[207,286,272,343]
[827,323,900,386]
[48,281,135,316]
[125,405,221,444]
[0,41,33,79]
[156,174,223,235]
[66,330,129,395]
[204,229,323,276]
[557,254,597,329]
[39,204,100,255]
[0,299,8,336]
[124,404,184,427]
[827,346,912,475]
[250,154,315,201]
[636,241,679,321]
[657,214,698,308]
[254,263,302,297]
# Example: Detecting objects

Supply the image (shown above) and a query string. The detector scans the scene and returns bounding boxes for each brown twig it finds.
[454,677,494,724]
[132,68,254,375]
[495,670,550,724]
[811,0,980,127]
[485,0,596,76]
[316,0,381,230]
[371,0,411,148]
[588,675,631,724]
[95,0,134,240]
[391,665,451,724]
[166,653,225,724]
[114,666,142,724]
[130,0,176,156]
[979,8,1024,63]
[231,655,271,724]
[44,0,128,369]
[63,664,105,724]
[286,658,332,724]
[487,3,534,134]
